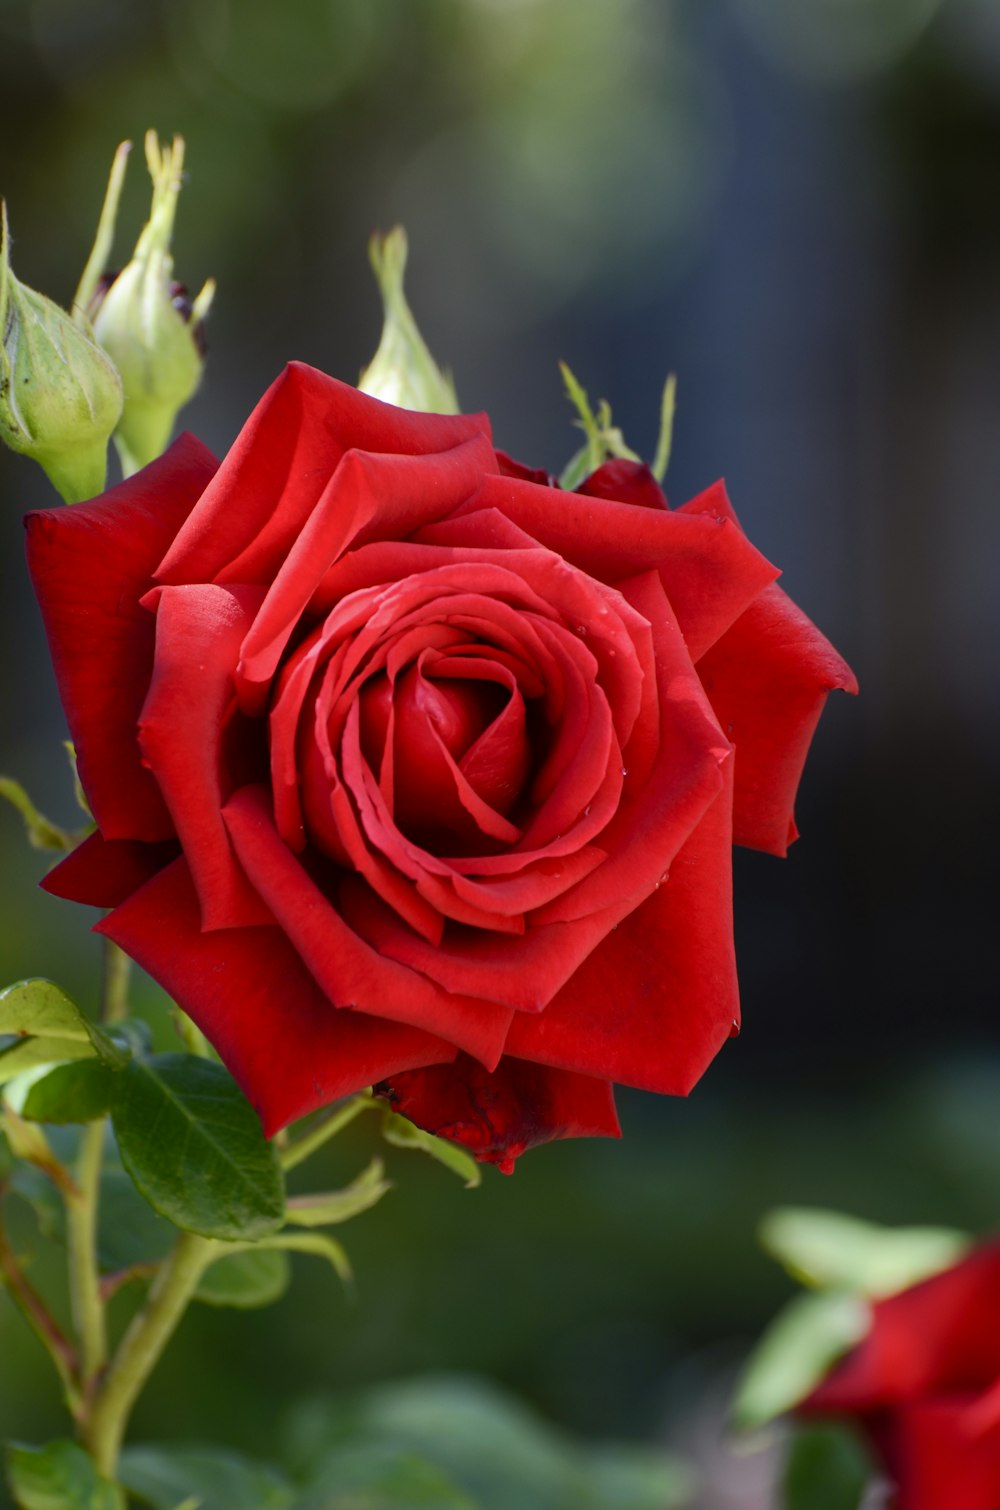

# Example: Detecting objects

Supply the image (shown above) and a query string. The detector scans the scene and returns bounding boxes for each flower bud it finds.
[358,227,459,414]
[85,133,214,476]
[0,204,122,503]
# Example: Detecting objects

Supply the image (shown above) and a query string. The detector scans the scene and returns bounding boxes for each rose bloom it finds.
[27,364,855,1170]
[802,1244,1000,1510]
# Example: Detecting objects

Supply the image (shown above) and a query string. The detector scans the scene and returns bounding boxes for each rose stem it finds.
[83,1230,211,1478]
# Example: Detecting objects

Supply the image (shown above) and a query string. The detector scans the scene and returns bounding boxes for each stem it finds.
[0,1218,81,1415]
[280,1094,374,1173]
[67,1121,106,1382]
[102,937,131,1025]
[84,1230,211,1479]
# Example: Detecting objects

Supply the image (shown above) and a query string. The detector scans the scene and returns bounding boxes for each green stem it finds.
[84,1230,211,1479]
[66,1121,106,1383]
[280,1094,374,1173]
[0,1217,82,1415]
[102,937,131,1025]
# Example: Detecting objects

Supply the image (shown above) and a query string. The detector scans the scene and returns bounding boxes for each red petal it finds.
[696,582,858,855]
[157,364,491,589]
[222,785,515,1068]
[506,755,738,1095]
[806,1244,1000,1414]
[41,831,179,908]
[577,459,668,510]
[25,435,219,840]
[96,858,455,1135]
[882,1399,1000,1510]
[457,474,778,659]
[138,584,273,929]
[378,1054,621,1172]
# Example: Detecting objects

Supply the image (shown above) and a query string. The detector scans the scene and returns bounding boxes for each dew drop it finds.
[583,804,592,816]
[620,767,628,778]
[577,625,588,636]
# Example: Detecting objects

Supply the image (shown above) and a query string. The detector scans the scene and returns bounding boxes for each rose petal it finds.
[25,434,219,840]
[696,582,858,855]
[222,785,515,1068]
[577,458,668,510]
[455,474,779,659]
[41,831,179,908]
[806,1244,1000,1413]
[157,364,491,587]
[138,583,273,930]
[378,1054,621,1172]
[97,858,455,1135]
[506,755,737,1094]
[235,434,498,714]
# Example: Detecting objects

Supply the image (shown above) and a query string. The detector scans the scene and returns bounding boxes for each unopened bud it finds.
[0,204,122,503]
[359,227,459,414]
[84,133,214,476]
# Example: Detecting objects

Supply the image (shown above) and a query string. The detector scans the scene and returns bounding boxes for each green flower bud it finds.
[358,227,459,414]
[83,133,215,477]
[0,203,122,503]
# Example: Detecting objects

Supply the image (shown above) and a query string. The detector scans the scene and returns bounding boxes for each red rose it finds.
[802,1244,1000,1510]
[26,363,855,1169]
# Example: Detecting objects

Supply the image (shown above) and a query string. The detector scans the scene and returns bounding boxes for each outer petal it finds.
[41,831,179,908]
[138,583,272,930]
[157,364,491,588]
[695,582,858,855]
[96,858,455,1135]
[24,435,219,840]
[505,755,737,1095]
[456,474,778,659]
[378,1054,621,1173]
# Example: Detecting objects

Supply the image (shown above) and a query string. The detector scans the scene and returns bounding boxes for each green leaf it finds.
[0,980,126,1072]
[95,1164,175,1275]
[732,1290,870,1431]
[295,1443,476,1510]
[0,1037,96,1086]
[380,1111,481,1188]
[111,1055,285,1241]
[194,1247,291,1309]
[587,1446,693,1510]
[761,1207,970,1300]
[285,1157,392,1228]
[5,1440,124,1509]
[0,777,76,852]
[22,1061,116,1124]
[283,1376,690,1510]
[783,1423,873,1510]
[118,1446,293,1510]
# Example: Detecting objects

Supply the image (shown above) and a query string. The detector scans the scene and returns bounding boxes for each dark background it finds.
[1,1,998,1505]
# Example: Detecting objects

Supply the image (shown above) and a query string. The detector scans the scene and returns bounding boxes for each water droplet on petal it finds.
[620,767,628,778]
[577,625,588,636]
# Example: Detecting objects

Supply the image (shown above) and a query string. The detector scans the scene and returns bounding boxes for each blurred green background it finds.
[1,0,999,1505]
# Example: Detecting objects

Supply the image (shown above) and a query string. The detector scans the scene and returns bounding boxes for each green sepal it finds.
[0,778,79,852]
[284,1157,392,1228]
[761,1206,970,1300]
[111,1054,285,1241]
[294,1444,476,1510]
[256,1231,352,1288]
[21,1060,117,1124]
[732,1289,870,1431]
[5,1440,124,1510]
[194,1247,291,1310]
[380,1109,481,1188]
